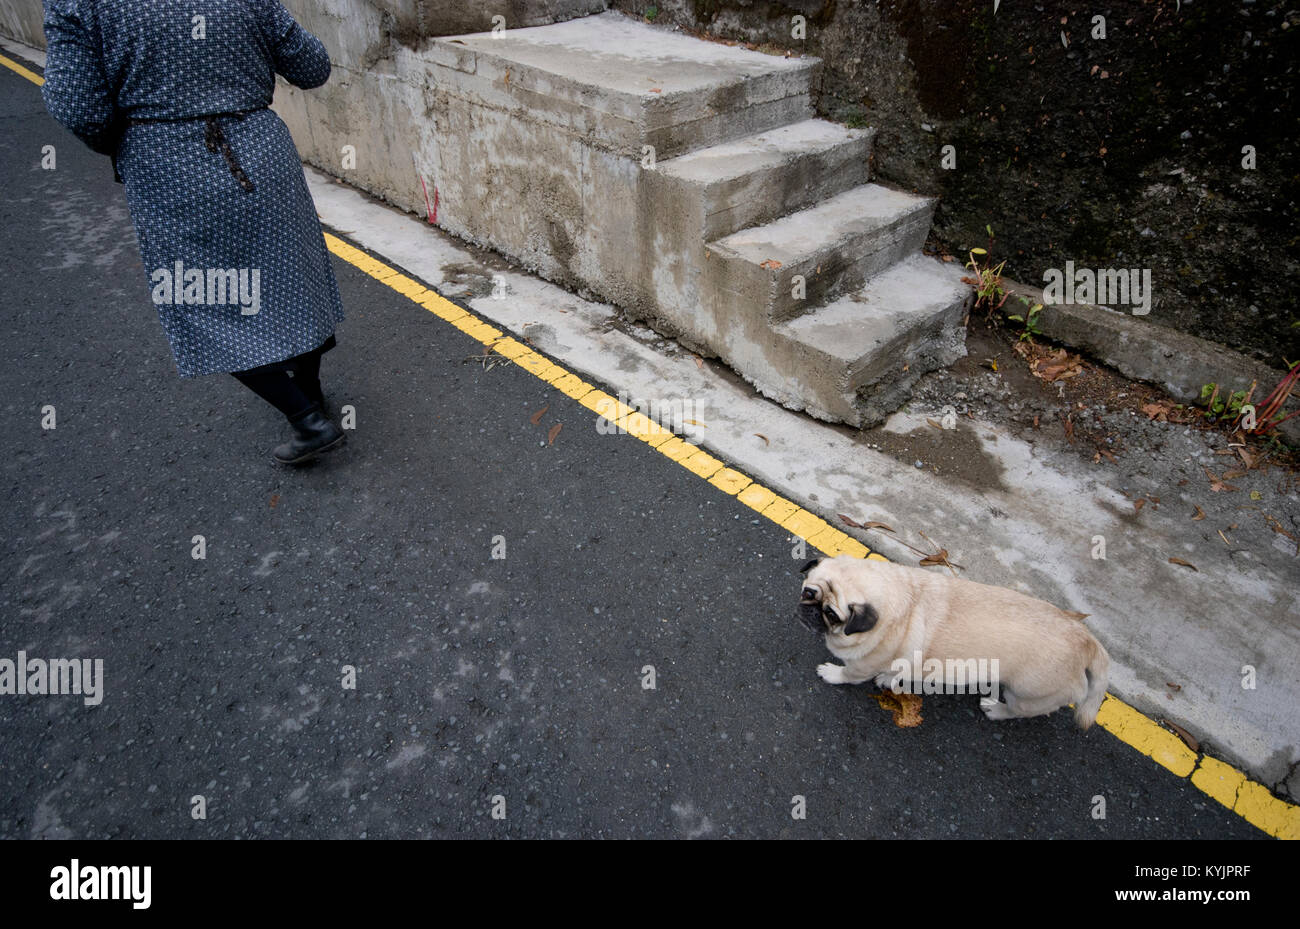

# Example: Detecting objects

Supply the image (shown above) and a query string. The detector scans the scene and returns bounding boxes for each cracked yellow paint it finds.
[620,411,673,447]
[736,483,778,513]
[760,496,800,525]
[551,373,594,400]
[681,449,724,479]
[1096,696,1198,777]
[654,437,700,463]
[708,468,752,495]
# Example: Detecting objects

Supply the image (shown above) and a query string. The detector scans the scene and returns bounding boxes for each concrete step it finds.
[657,119,874,241]
[705,184,935,323]
[428,12,817,159]
[766,255,970,427]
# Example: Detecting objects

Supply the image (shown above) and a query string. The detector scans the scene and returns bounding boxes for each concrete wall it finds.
[0,0,45,48]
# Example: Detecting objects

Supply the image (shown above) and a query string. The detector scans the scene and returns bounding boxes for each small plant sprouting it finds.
[1005,296,1045,342]
[962,225,1009,316]
[1197,382,1249,422]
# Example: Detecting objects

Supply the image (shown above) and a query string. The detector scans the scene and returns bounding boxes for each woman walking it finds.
[42,0,347,465]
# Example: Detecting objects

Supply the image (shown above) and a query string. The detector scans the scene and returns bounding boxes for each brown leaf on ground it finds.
[547,423,562,445]
[927,418,943,430]
[862,521,895,532]
[838,514,863,528]
[1222,469,1247,480]
[1204,468,1239,493]
[873,690,924,728]
[1168,557,1198,571]
[1032,348,1084,382]
[1134,498,1145,514]
[754,433,770,445]
[1192,505,1206,521]
[1166,682,1182,692]
[1162,719,1200,753]
[1235,446,1258,469]
[530,404,549,425]
[1062,610,1090,620]
[269,494,280,508]
[692,354,704,369]
[1141,401,1172,422]
[759,259,783,270]
[919,549,950,567]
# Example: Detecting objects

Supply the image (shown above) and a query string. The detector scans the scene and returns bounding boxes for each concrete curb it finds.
[1001,279,1300,446]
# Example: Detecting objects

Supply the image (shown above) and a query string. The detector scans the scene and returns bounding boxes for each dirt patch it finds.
[866,310,1300,568]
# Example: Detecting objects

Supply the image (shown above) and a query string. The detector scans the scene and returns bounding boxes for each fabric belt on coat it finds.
[126,107,265,193]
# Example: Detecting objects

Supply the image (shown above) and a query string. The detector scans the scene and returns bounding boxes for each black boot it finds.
[273,409,345,465]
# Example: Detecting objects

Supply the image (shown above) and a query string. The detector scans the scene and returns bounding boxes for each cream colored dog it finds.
[798,555,1109,728]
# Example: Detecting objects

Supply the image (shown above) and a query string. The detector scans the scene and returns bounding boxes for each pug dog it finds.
[798,555,1109,729]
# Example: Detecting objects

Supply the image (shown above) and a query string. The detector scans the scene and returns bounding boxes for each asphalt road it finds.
[0,62,1264,839]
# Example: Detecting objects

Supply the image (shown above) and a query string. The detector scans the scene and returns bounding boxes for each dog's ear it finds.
[843,603,879,635]
[798,557,823,575]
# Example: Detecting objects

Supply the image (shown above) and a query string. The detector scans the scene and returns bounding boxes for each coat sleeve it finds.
[41,0,123,156]
[262,1,332,90]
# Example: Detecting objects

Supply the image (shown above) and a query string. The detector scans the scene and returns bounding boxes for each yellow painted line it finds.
[342,226,1300,840]
[0,51,44,86]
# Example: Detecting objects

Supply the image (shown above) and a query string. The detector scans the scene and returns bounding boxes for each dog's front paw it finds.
[980,696,1014,721]
[817,662,848,685]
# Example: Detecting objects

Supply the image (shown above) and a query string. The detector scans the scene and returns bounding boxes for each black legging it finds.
[231,336,332,421]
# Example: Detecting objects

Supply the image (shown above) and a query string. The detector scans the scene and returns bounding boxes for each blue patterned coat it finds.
[41,0,344,377]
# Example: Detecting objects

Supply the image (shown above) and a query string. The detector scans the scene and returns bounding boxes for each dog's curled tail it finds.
[1075,639,1110,730]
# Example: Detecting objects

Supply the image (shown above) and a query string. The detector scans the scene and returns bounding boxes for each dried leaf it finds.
[759,259,783,270]
[269,494,280,508]
[530,404,549,425]
[1062,610,1090,620]
[873,690,924,728]
[1166,682,1182,692]
[1162,719,1200,753]
[1203,468,1239,493]
[692,354,704,370]
[1191,505,1206,521]
[547,423,562,445]
[1141,402,1171,422]
[927,418,943,430]
[1168,557,1198,571]
[838,514,863,529]
[754,433,770,446]
[1221,469,1247,481]
[862,521,895,532]
[919,549,950,567]
[1134,499,1145,514]
[683,419,707,428]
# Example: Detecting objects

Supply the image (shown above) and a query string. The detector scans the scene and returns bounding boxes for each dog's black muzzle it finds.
[798,588,826,633]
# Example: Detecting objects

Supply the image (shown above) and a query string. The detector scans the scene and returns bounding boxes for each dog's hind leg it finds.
[1001,689,1071,720]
